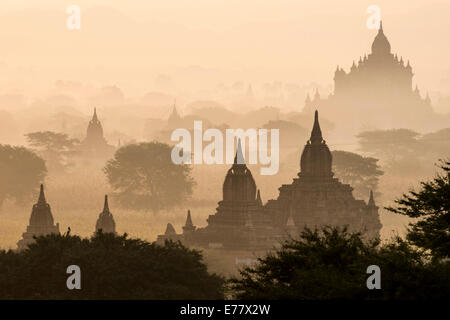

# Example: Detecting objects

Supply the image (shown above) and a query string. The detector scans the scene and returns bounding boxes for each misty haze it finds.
[0,0,448,302]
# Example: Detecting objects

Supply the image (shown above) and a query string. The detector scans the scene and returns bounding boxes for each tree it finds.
[357,129,423,174]
[0,232,224,299]
[104,142,195,212]
[386,160,450,260]
[0,144,47,205]
[331,150,383,199]
[25,131,79,172]
[230,226,450,300]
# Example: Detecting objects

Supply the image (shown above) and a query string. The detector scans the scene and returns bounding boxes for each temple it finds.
[264,110,381,239]
[95,195,116,234]
[167,102,182,128]
[158,111,381,250]
[17,184,60,250]
[304,22,436,131]
[79,108,115,158]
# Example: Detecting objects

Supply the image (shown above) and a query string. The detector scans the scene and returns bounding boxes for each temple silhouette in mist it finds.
[17,185,60,250]
[17,112,381,251]
[17,186,116,250]
[158,111,381,250]
[79,108,115,158]
[304,21,438,131]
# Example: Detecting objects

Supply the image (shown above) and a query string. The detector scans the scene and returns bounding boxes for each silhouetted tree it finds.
[25,131,79,172]
[0,232,224,299]
[230,226,450,300]
[104,142,194,212]
[0,144,46,205]
[386,160,450,260]
[357,129,423,173]
[332,150,383,199]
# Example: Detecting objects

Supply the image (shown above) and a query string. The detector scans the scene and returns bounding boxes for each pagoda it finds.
[265,111,381,238]
[305,21,437,132]
[17,184,60,250]
[95,195,116,234]
[79,108,115,158]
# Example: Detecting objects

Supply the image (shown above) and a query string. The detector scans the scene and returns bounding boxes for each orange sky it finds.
[0,0,449,107]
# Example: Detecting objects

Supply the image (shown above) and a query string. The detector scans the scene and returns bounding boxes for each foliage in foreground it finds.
[230,226,450,300]
[0,232,224,299]
[386,160,450,260]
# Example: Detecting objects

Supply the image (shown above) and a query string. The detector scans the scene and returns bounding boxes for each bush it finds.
[230,226,450,300]
[0,232,224,299]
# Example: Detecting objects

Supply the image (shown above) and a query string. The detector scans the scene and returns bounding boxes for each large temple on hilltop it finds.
[304,21,437,132]
[157,111,382,250]
[79,108,115,158]
[17,185,60,250]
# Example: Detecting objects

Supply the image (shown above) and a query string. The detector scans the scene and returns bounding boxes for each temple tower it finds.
[95,195,116,234]
[167,101,182,127]
[299,110,333,179]
[79,108,115,158]
[306,21,434,132]
[17,184,60,250]
[85,108,107,146]
[208,140,258,228]
[265,111,382,238]
[182,210,196,234]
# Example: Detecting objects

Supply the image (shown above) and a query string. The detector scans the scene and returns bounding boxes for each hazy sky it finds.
[0,0,449,98]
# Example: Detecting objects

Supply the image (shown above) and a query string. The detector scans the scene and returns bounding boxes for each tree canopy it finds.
[0,144,47,205]
[331,150,383,199]
[104,142,195,212]
[355,128,450,176]
[230,226,450,300]
[0,232,224,299]
[25,131,79,173]
[386,160,450,260]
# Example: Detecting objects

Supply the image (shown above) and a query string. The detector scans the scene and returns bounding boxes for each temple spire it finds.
[92,108,98,122]
[310,110,323,144]
[103,194,110,213]
[185,209,193,227]
[234,139,245,165]
[379,20,383,32]
[38,184,46,204]
[256,189,262,206]
[368,190,376,207]
[183,209,196,233]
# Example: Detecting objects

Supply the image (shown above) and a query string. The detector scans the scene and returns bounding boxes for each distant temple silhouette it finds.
[167,101,182,128]
[158,111,381,250]
[17,188,118,249]
[17,184,60,250]
[304,21,437,131]
[79,108,115,158]
[95,195,116,234]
